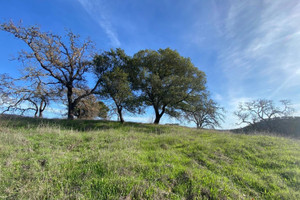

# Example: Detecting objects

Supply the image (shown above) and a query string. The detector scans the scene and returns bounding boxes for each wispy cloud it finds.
[210,0,300,128]
[77,0,121,47]
[218,0,300,98]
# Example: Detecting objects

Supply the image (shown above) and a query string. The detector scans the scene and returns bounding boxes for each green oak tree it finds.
[130,48,206,124]
[93,49,140,123]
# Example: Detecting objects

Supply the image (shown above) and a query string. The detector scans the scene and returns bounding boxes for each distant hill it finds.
[232,116,300,138]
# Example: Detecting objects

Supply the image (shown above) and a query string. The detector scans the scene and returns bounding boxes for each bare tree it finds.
[0,67,55,117]
[181,93,225,129]
[1,21,101,119]
[0,74,14,108]
[234,99,294,126]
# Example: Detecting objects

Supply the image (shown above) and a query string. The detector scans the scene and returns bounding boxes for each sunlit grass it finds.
[0,116,299,199]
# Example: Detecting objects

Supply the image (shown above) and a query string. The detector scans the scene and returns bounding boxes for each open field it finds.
[0,116,300,199]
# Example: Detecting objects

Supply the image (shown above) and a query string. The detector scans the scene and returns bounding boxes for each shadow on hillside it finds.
[0,114,171,134]
[231,117,300,138]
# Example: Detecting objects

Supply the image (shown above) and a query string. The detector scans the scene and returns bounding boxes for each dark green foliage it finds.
[129,48,206,124]
[97,101,110,119]
[94,49,141,123]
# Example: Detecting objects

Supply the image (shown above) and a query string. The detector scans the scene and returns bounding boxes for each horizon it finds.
[0,0,300,129]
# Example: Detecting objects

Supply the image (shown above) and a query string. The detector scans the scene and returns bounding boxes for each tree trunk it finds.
[117,107,124,123]
[68,103,75,120]
[38,101,45,118]
[198,121,203,129]
[154,116,161,124]
[67,86,75,120]
[154,108,162,124]
[34,109,38,118]
[153,105,166,124]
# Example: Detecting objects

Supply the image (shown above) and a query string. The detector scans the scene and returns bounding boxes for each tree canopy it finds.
[73,90,109,120]
[0,21,236,128]
[0,21,101,119]
[129,48,206,124]
[93,49,139,123]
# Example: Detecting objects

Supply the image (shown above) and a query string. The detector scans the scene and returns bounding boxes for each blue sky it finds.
[0,0,300,128]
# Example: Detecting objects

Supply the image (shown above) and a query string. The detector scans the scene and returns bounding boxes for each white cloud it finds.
[213,93,223,102]
[215,0,300,106]
[77,0,121,47]
[121,115,153,124]
[292,103,300,116]
[219,96,254,129]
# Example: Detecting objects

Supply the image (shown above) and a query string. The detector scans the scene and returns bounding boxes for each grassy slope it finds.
[0,117,299,199]
[232,117,300,138]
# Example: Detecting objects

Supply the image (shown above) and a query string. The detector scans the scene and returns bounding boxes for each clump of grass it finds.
[0,117,299,199]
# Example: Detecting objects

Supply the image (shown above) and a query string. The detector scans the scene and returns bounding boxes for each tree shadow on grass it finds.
[0,114,170,134]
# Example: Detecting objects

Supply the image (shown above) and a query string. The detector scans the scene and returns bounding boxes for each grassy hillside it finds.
[0,116,300,199]
[232,117,300,138]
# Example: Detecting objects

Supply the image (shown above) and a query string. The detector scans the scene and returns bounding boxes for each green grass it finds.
[0,116,299,199]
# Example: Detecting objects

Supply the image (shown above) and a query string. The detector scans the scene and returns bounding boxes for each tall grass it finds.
[0,116,299,199]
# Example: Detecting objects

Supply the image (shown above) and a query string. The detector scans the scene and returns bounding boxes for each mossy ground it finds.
[0,117,299,199]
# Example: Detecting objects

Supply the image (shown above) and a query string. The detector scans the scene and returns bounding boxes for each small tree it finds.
[181,93,225,129]
[0,67,55,118]
[74,95,109,120]
[234,99,294,126]
[71,88,109,119]
[1,21,101,119]
[0,74,14,107]
[129,48,206,124]
[93,49,140,123]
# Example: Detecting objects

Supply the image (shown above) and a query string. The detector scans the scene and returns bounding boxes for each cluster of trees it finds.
[234,99,294,126]
[0,21,224,128]
[233,99,297,136]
